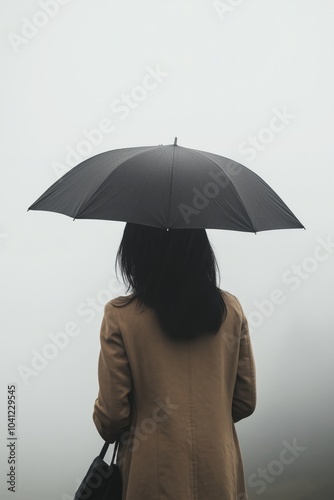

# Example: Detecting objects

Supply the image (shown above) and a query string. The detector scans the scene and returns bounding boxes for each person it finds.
[93,223,256,500]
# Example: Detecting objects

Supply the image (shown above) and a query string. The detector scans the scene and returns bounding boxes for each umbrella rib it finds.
[73,146,159,219]
[167,146,176,228]
[190,149,256,232]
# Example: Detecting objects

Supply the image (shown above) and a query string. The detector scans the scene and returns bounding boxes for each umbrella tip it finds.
[174,137,177,146]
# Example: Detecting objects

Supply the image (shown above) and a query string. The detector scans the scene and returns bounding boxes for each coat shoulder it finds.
[107,293,136,308]
[219,289,245,319]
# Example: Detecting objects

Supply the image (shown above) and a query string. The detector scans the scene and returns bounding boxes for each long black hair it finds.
[114,223,227,341]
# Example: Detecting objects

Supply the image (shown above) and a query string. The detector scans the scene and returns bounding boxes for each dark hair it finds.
[114,223,227,341]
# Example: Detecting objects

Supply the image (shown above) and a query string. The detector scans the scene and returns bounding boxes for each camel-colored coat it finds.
[93,290,256,500]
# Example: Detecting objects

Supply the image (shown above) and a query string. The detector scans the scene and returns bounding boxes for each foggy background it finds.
[1,1,334,498]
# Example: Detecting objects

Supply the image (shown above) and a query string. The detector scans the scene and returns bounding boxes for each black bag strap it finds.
[99,440,119,464]
[111,440,119,463]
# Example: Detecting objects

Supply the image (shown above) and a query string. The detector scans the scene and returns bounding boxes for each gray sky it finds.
[1,1,334,498]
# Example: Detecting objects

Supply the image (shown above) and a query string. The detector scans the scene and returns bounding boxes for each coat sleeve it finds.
[93,302,133,443]
[232,300,256,423]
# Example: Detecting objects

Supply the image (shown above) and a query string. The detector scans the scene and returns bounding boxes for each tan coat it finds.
[93,290,256,500]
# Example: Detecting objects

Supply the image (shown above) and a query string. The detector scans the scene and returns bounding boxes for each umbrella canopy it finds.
[28,138,304,232]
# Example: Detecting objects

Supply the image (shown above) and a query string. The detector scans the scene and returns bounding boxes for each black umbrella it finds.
[28,138,304,233]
